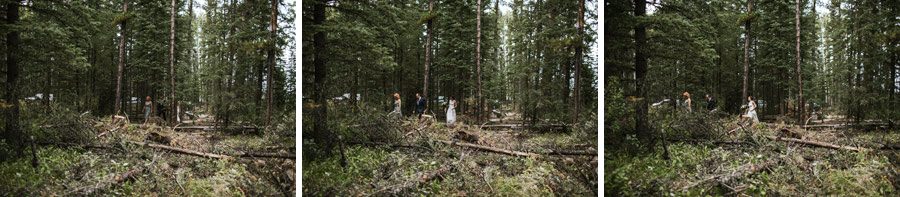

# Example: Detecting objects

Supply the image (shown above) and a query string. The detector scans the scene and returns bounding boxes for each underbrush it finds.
[303,124,597,196]
[605,126,898,196]
[1,104,295,196]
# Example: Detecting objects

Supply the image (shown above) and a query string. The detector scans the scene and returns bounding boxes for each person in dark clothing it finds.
[415,93,426,119]
[706,94,717,112]
[157,101,167,121]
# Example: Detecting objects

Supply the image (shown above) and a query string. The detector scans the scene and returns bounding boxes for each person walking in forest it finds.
[682,92,692,112]
[706,94,717,112]
[157,99,167,122]
[415,93,426,119]
[389,93,402,118]
[447,96,457,126]
[741,96,759,124]
[142,96,153,125]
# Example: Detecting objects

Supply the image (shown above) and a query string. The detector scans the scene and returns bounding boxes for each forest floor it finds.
[0,110,295,196]
[606,114,899,196]
[302,111,599,196]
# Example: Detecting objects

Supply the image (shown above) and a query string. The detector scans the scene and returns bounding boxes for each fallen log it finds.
[766,136,868,152]
[128,140,295,160]
[174,125,258,131]
[126,140,232,159]
[234,152,296,160]
[879,143,900,150]
[682,160,777,191]
[545,149,597,156]
[435,139,538,157]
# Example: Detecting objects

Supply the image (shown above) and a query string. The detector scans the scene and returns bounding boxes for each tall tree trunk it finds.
[494,0,500,102]
[115,0,129,116]
[476,0,483,123]
[266,0,278,126]
[742,0,753,108]
[634,0,649,142]
[5,0,23,156]
[423,0,433,114]
[312,0,329,151]
[170,0,178,125]
[572,0,585,124]
[796,0,803,125]
[189,0,193,101]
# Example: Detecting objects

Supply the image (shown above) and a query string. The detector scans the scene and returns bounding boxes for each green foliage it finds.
[302,146,389,196]
[0,147,79,195]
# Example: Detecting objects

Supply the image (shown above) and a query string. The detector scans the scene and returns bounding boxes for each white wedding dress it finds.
[446,100,457,125]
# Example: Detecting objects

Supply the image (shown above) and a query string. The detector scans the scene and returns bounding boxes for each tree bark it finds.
[423,0,433,113]
[312,0,329,152]
[266,0,279,126]
[477,0,483,123]
[170,0,177,125]
[572,0,585,124]
[742,0,753,107]
[796,0,804,125]
[5,0,23,156]
[634,0,649,142]
[114,0,129,116]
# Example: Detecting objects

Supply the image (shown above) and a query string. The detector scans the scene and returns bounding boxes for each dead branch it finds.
[682,159,777,191]
[234,152,296,159]
[96,127,120,138]
[347,141,432,152]
[668,139,749,146]
[545,149,597,156]
[435,139,538,157]
[880,143,900,150]
[126,140,232,159]
[75,167,144,195]
[765,136,869,152]
[370,165,452,196]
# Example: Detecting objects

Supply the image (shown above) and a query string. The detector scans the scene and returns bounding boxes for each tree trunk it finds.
[114,0,129,116]
[572,0,585,124]
[634,0,649,143]
[423,0,433,111]
[795,0,803,125]
[169,0,177,125]
[189,0,196,105]
[742,0,753,107]
[5,0,23,156]
[266,0,278,126]
[476,0,483,123]
[312,0,329,151]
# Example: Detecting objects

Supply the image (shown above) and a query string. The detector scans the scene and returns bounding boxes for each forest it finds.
[605,0,898,195]
[0,0,297,195]
[302,0,599,196]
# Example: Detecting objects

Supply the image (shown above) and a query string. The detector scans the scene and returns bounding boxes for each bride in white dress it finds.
[447,97,457,126]
[741,96,759,124]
